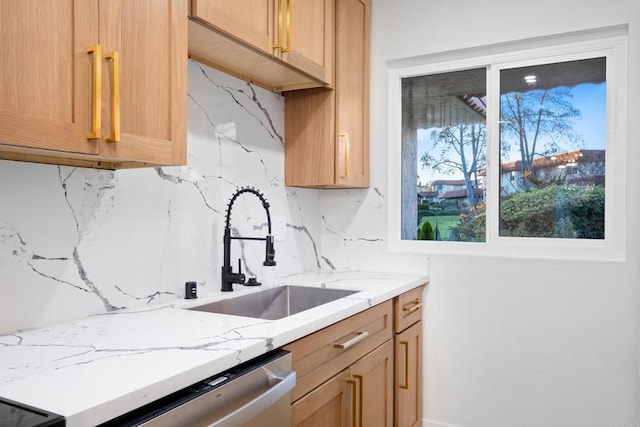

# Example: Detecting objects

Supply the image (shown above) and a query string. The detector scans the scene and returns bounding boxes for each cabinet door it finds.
[97,0,187,165]
[395,321,422,427]
[292,369,352,427]
[281,0,333,85]
[0,0,97,154]
[191,0,276,54]
[335,0,369,187]
[350,340,394,427]
[283,0,369,188]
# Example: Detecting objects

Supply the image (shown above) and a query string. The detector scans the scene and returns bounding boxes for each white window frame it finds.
[387,28,628,261]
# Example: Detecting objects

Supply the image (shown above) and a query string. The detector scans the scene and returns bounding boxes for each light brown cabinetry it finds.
[281,0,334,85]
[291,341,394,427]
[284,0,370,188]
[394,286,425,427]
[285,300,394,427]
[0,0,187,169]
[350,340,394,426]
[286,284,426,426]
[189,0,333,91]
[292,368,352,427]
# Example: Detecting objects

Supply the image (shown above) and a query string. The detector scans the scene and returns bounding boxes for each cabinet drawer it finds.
[284,300,393,401]
[394,286,425,333]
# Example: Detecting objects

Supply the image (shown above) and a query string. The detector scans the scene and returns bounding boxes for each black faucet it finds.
[221,187,276,292]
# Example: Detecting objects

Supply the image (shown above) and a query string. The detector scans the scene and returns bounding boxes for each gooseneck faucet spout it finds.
[221,187,276,292]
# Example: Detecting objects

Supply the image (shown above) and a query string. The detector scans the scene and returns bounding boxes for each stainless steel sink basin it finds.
[189,286,358,320]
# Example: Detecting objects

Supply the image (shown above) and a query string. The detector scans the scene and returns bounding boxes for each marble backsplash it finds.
[0,60,428,334]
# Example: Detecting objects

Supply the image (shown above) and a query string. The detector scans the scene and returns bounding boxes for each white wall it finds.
[352,0,640,426]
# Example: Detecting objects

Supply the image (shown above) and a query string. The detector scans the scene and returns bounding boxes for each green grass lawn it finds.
[419,215,460,241]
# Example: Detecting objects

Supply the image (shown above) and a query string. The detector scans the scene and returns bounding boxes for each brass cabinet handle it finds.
[86,45,102,139]
[105,51,120,143]
[402,300,423,315]
[339,133,350,178]
[273,0,284,49]
[353,375,363,427]
[346,375,363,427]
[347,378,357,427]
[399,340,409,389]
[333,331,368,349]
[282,0,291,52]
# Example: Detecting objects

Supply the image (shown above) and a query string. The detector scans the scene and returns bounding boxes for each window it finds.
[388,28,627,260]
[498,58,606,240]
[402,68,487,242]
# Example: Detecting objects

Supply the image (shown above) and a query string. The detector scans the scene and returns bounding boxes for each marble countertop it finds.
[0,271,428,427]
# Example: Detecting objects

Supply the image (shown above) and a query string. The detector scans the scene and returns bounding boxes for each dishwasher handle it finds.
[208,370,296,427]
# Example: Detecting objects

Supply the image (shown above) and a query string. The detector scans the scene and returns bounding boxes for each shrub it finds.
[417,217,435,240]
[500,184,604,238]
[449,203,486,242]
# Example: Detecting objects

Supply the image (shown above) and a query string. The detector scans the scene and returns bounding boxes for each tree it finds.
[500,88,581,178]
[421,123,486,206]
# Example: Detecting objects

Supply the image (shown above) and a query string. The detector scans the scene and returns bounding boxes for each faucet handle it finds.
[237,258,246,284]
[263,235,276,266]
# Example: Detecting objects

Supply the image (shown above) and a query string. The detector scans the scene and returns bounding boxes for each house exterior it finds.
[421,179,485,205]
[500,149,605,195]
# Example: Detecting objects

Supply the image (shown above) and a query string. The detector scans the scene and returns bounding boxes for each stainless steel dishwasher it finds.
[100,350,295,427]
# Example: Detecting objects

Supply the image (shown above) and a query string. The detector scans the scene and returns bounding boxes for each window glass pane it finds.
[499,58,606,239]
[401,68,487,242]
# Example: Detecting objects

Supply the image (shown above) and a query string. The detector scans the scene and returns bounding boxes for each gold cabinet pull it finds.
[273,0,284,49]
[86,45,102,139]
[339,133,350,178]
[347,378,357,427]
[353,375,363,427]
[282,0,291,52]
[333,331,368,349]
[399,341,409,389]
[402,300,423,315]
[105,51,121,143]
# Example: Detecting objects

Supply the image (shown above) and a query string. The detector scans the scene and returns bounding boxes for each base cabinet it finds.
[350,340,394,427]
[292,369,352,427]
[292,340,393,427]
[395,321,422,427]
[286,285,426,427]
[394,286,425,427]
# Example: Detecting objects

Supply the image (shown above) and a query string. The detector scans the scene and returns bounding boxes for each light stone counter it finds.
[0,271,428,427]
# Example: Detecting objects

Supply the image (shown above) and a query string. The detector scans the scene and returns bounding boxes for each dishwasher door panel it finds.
[100,350,294,427]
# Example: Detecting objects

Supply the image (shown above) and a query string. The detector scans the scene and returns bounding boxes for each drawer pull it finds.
[333,331,369,349]
[402,301,423,315]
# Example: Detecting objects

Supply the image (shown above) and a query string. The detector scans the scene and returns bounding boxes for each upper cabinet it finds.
[280,0,334,85]
[95,0,187,166]
[189,0,333,91]
[191,1,275,53]
[0,0,187,169]
[284,0,370,188]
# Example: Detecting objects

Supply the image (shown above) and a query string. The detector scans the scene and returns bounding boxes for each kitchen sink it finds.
[189,286,358,320]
